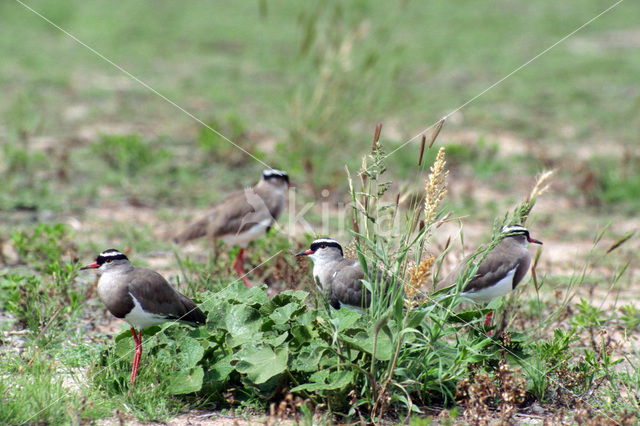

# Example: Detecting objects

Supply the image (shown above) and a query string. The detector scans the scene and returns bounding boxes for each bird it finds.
[174,169,291,288]
[80,249,206,384]
[295,238,388,312]
[435,224,543,328]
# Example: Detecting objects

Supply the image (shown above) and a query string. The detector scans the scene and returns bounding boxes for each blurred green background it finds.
[1,0,639,222]
[1,1,639,423]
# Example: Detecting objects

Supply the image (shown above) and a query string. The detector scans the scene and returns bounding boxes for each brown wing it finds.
[174,215,208,244]
[209,187,282,237]
[328,259,367,309]
[128,268,206,324]
[437,239,531,293]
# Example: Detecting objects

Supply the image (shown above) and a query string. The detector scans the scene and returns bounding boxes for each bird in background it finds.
[80,249,206,384]
[174,169,292,287]
[296,238,391,312]
[435,224,543,329]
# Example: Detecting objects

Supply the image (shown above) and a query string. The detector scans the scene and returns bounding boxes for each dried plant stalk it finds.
[424,147,449,227]
[429,118,445,148]
[519,169,553,224]
[527,170,554,203]
[407,256,435,301]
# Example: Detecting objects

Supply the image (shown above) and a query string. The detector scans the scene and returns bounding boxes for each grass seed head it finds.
[407,255,434,301]
[424,146,449,227]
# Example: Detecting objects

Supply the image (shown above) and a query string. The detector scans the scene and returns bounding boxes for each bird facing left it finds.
[80,248,206,384]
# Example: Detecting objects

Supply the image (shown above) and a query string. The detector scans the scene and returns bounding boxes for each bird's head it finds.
[295,238,344,263]
[80,249,131,272]
[261,169,293,189]
[500,224,543,245]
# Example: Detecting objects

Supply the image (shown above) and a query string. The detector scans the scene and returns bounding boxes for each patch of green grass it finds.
[91,134,171,178]
[589,154,640,212]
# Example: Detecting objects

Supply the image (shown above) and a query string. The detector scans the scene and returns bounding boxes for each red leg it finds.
[130,327,142,384]
[484,312,494,336]
[232,248,252,288]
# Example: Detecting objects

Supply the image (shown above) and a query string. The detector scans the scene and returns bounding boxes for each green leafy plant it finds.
[90,134,171,178]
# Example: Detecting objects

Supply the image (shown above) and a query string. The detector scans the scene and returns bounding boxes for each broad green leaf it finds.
[341,328,393,360]
[290,324,313,346]
[115,335,133,358]
[169,366,204,395]
[225,304,263,347]
[177,336,204,368]
[218,281,268,306]
[446,308,492,324]
[334,308,364,332]
[264,332,288,347]
[280,289,309,302]
[289,340,329,372]
[210,353,234,381]
[291,370,354,392]
[234,345,288,384]
[269,302,300,325]
[260,290,307,316]
[309,369,330,383]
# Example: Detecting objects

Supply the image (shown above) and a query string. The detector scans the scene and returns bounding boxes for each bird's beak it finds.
[295,249,313,257]
[80,261,100,270]
[528,237,543,245]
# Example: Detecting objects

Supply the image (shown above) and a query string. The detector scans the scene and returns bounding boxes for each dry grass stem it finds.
[372,122,382,151]
[418,134,426,166]
[527,169,554,203]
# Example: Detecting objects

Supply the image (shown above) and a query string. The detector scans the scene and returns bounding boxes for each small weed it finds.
[619,304,640,331]
[90,134,171,178]
[587,153,640,211]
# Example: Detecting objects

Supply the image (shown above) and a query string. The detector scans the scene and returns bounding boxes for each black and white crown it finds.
[310,238,343,256]
[96,249,129,265]
[501,224,529,237]
[262,169,289,183]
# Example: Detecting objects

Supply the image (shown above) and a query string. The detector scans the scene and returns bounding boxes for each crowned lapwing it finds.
[296,238,389,312]
[80,249,206,384]
[174,169,291,288]
[437,224,542,328]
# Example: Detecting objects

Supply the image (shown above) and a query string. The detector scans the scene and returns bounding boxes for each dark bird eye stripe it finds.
[96,249,128,265]
[262,169,289,182]
[310,239,343,256]
[501,225,528,235]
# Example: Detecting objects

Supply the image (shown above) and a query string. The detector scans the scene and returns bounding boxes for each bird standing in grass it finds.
[296,238,390,312]
[174,169,291,287]
[436,224,542,329]
[80,249,206,384]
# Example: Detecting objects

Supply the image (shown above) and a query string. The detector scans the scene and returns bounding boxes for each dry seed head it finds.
[418,134,426,166]
[407,255,435,300]
[429,118,445,148]
[424,147,449,226]
[527,169,554,203]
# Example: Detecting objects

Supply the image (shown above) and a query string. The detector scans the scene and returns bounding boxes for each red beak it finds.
[528,237,543,245]
[80,261,100,270]
[295,249,314,257]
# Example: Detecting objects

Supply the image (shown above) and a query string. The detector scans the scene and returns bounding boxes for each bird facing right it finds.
[435,224,543,326]
[174,169,291,287]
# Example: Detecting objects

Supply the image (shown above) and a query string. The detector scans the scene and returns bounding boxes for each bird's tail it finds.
[178,294,207,325]
[173,216,208,244]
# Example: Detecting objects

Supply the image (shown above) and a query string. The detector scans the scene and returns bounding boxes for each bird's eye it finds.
[320,244,326,249]
[105,259,112,263]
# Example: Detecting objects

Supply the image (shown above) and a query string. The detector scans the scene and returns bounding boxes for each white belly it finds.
[221,218,272,247]
[461,268,516,304]
[124,294,169,330]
